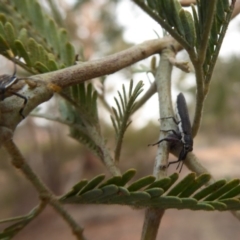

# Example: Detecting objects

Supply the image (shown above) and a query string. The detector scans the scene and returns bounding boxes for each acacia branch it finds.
[38,38,182,88]
[0,37,182,134]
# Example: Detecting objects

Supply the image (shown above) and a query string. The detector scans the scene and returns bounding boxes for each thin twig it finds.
[191,62,205,137]
[3,138,85,240]
[0,201,46,224]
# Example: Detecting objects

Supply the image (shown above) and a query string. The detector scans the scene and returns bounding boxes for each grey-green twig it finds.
[3,137,85,240]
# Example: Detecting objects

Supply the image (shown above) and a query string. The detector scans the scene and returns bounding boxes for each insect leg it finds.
[148,134,181,146]
[11,92,28,118]
[168,147,187,172]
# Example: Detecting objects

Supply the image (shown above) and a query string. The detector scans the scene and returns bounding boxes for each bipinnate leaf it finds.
[111,80,144,162]
[60,170,240,211]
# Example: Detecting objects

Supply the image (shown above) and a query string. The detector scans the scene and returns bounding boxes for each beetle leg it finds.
[168,147,188,172]
[148,134,181,146]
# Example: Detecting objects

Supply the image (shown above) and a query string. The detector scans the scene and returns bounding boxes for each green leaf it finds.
[191,4,200,49]
[219,185,240,200]
[15,40,31,66]
[95,185,119,202]
[34,61,49,73]
[193,179,226,200]
[46,18,60,52]
[147,0,157,10]
[221,0,230,11]
[0,34,9,52]
[128,176,156,191]
[63,42,75,66]
[220,198,240,210]
[206,201,227,211]
[111,80,144,162]
[28,38,40,66]
[145,188,164,198]
[119,168,137,186]
[179,173,211,198]
[60,171,240,211]
[48,59,59,71]
[216,0,226,23]
[4,22,17,55]
[99,176,122,188]
[204,179,240,201]
[167,173,196,196]
[146,177,172,190]
[170,0,185,36]
[162,172,179,191]
[179,9,196,47]
[81,189,103,202]
[79,174,105,195]
[0,21,6,39]
[17,28,28,47]
[60,179,88,200]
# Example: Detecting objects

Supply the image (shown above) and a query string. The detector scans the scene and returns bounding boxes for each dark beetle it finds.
[149,93,193,172]
[0,63,27,118]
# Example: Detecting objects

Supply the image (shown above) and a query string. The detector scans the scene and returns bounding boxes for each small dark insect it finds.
[0,63,27,118]
[149,93,193,172]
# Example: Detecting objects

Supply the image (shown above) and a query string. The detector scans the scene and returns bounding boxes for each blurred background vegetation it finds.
[1,0,240,239]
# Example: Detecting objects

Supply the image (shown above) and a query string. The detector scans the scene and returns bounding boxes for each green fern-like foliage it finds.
[143,0,234,82]
[59,83,102,157]
[195,0,234,83]
[0,0,75,73]
[61,169,240,211]
[2,171,240,239]
[146,0,196,48]
[111,80,144,161]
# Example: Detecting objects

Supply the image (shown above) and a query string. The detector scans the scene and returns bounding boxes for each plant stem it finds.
[0,201,46,224]
[38,38,182,88]
[3,138,86,240]
[141,47,176,240]
[141,209,165,240]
